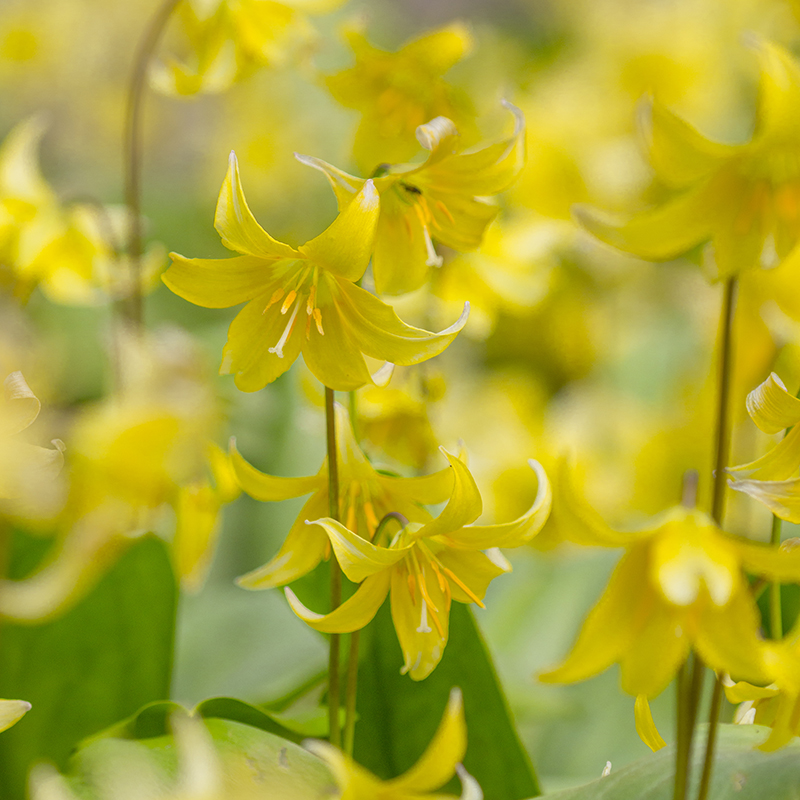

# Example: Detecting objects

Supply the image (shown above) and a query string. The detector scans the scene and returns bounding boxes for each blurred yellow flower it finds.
[306,687,482,799]
[326,22,475,169]
[575,39,800,279]
[286,451,550,680]
[0,699,30,734]
[163,153,468,391]
[298,102,524,295]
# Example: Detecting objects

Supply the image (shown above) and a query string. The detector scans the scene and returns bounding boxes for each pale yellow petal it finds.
[746,373,800,434]
[727,422,800,481]
[729,476,800,523]
[173,481,221,593]
[293,153,363,209]
[230,441,321,501]
[634,695,666,752]
[1,371,41,436]
[0,699,31,733]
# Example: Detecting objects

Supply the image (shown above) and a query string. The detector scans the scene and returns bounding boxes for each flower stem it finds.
[770,514,783,640]
[123,0,181,329]
[696,276,737,800]
[325,387,342,747]
[343,629,360,756]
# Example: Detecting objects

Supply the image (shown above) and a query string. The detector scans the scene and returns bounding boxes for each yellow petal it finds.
[400,22,473,74]
[294,153,363,210]
[751,38,800,145]
[236,493,329,589]
[220,292,305,392]
[162,254,274,308]
[414,116,460,165]
[298,181,379,282]
[303,740,386,797]
[573,182,714,262]
[206,441,241,504]
[378,464,455,507]
[443,459,551,549]
[0,115,53,205]
[371,199,431,295]
[724,680,780,704]
[413,449,482,541]
[759,696,800,752]
[173,481,221,593]
[746,373,800,434]
[727,422,800,481]
[436,548,511,605]
[729,477,800,523]
[634,695,666,752]
[540,547,649,685]
[215,152,299,259]
[340,282,469,366]
[1,371,41,436]
[640,98,736,188]
[230,441,321,501]
[285,571,390,633]
[387,687,466,793]
[735,537,800,583]
[0,699,31,733]
[307,517,411,583]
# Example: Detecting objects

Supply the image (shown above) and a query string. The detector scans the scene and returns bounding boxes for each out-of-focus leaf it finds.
[62,717,333,800]
[540,724,800,799]
[0,535,176,800]
[354,600,541,800]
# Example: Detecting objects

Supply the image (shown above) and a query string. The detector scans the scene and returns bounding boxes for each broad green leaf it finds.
[0,535,177,800]
[542,724,800,799]
[354,600,541,800]
[61,717,333,800]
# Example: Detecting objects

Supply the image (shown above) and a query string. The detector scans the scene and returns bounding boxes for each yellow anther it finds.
[441,565,484,608]
[264,288,284,313]
[306,285,317,315]
[313,308,324,335]
[363,501,379,533]
[435,199,455,225]
[280,290,297,314]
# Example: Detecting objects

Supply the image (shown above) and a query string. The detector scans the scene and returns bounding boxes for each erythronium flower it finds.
[296,102,525,295]
[728,372,800,520]
[0,699,31,733]
[306,688,482,799]
[235,402,460,589]
[539,462,800,720]
[285,451,551,680]
[574,39,800,279]
[325,23,476,170]
[162,153,468,391]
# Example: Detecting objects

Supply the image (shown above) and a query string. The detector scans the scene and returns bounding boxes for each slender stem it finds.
[673,661,689,800]
[348,390,359,443]
[770,514,783,640]
[123,0,181,329]
[343,629,360,756]
[696,277,737,800]
[325,388,342,747]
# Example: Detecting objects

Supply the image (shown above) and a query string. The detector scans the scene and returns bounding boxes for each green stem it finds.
[673,661,690,800]
[696,276,737,800]
[770,514,783,640]
[123,0,181,329]
[325,387,342,747]
[348,390,359,443]
[343,629,360,756]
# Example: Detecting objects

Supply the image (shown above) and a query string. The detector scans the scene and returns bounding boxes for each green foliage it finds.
[0,536,177,800]
[542,724,800,800]
[354,600,541,800]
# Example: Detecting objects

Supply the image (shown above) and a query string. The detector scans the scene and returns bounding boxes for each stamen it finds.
[306,285,317,315]
[268,300,300,358]
[313,308,324,335]
[305,312,312,339]
[430,560,449,593]
[264,288,284,314]
[280,290,297,315]
[419,221,443,268]
[403,214,413,239]
[363,501,379,534]
[417,599,432,634]
[435,199,455,225]
[441,564,485,608]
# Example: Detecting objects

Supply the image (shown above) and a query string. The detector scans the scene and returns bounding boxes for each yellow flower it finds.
[285,452,551,680]
[163,153,468,391]
[297,103,525,295]
[0,699,30,733]
[574,39,800,279]
[306,687,482,800]
[234,402,458,590]
[728,371,800,520]
[151,0,342,96]
[325,23,476,169]
[539,462,796,700]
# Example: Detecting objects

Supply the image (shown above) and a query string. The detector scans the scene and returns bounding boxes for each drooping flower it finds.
[0,699,30,734]
[235,402,459,590]
[306,688,482,799]
[728,372,800,520]
[285,451,551,680]
[163,153,468,391]
[574,39,800,279]
[325,23,476,169]
[297,102,525,295]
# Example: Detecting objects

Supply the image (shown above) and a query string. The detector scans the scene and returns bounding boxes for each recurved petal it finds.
[415,117,460,166]
[215,152,299,259]
[572,182,714,261]
[162,254,274,308]
[387,687,466,794]
[339,282,468,365]
[425,193,499,253]
[230,441,321,501]
[736,536,800,582]
[443,459,551,549]
[413,449,482,541]
[0,115,53,204]
[285,571,390,633]
[0,699,31,733]
[729,476,800,523]
[294,153,362,210]
[2,371,41,436]
[640,98,736,188]
[236,494,329,588]
[298,180,379,282]
[307,517,412,583]
[724,680,780,704]
[303,740,384,797]
[634,695,666,752]
[746,373,800,434]
[539,547,649,686]
[378,463,455,507]
[727,421,800,481]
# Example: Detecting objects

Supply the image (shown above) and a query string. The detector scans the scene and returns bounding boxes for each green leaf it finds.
[59,717,333,800]
[542,724,800,799]
[0,535,177,800]
[354,600,541,800]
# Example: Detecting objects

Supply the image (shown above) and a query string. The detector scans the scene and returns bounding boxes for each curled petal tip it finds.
[500,99,525,134]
